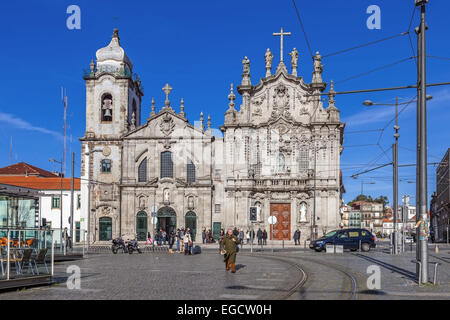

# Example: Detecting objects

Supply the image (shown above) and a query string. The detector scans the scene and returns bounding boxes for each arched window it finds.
[101,159,111,173]
[101,94,113,122]
[160,151,173,178]
[299,147,308,173]
[277,153,286,173]
[187,157,195,183]
[138,158,147,182]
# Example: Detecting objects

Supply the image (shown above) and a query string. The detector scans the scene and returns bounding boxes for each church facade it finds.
[80,29,345,243]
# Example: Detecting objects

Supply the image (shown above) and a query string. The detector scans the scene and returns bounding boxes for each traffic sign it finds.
[268,216,277,225]
[151,205,158,214]
[151,217,158,225]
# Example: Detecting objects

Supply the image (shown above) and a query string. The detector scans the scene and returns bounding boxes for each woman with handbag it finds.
[184,228,193,255]
[221,228,240,273]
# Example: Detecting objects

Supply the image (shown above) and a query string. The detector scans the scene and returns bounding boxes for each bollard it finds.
[435,244,439,253]
[304,240,306,249]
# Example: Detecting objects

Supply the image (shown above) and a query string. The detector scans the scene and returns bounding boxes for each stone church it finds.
[80,29,345,243]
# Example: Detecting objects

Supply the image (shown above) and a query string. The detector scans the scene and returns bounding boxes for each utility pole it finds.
[416,0,429,283]
[70,152,75,243]
[393,97,399,254]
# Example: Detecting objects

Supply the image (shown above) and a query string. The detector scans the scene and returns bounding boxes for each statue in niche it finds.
[188,196,194,210]
[299,202,307,222]
[139,196,146,209]
[163,189,170,203]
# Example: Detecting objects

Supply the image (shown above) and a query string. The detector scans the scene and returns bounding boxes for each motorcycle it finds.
[127,237,143,254]
[112,237,128,254]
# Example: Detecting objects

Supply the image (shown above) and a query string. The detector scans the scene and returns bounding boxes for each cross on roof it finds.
[272,27,291,63]
[162,83,172,106]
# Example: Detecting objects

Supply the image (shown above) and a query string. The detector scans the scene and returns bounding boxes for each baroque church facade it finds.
[80,29,345,243]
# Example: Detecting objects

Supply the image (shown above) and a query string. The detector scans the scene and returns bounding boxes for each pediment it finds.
[124,110,204,139]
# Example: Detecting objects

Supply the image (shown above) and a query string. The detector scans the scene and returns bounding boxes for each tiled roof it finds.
[0,176,80,190]
[0,162,58,177]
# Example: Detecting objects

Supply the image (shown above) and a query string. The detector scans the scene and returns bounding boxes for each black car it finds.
[309,228,376,252]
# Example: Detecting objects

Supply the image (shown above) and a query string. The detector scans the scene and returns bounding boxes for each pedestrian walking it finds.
[179,228,185,254]
[257,228,263,245]
[221,228,240,273]
[202,228,206,244]
[233,227,239,237]
[294,229,300,245]
[168,230,175,253]
[146,232,153,245]
[246,230,250,244]
[184,228,193,255]
[238,230,244,248]
[176,228,181,253]
[218,229,225,253]
[262,229,267,245]
[162,229,167,246]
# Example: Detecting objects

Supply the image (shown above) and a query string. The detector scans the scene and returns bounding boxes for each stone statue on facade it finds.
[241,56,251,86]
[289,48,299,76]
[264,48,273,77]
[312,51,323,84]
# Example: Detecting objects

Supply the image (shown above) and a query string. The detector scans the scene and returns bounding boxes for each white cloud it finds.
[0,112,62,140]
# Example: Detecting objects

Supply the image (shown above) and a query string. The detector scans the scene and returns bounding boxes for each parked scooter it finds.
[112,237,128,254]
[127,237,143,254]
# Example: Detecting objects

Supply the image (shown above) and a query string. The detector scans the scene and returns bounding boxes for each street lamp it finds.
[49,158,63,248]
[84,149,102,245]
[360,181,376,196]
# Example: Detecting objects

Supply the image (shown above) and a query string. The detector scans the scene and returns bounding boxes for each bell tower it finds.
[83,29,143,139]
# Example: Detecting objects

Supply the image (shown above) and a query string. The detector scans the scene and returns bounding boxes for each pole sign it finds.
[268,216,277,225]
[151,217,158,225]
[151,205,158,217]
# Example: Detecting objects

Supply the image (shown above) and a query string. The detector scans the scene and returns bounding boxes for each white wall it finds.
[39,189,83,235]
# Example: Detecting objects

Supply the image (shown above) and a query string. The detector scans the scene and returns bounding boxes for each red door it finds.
[270,203,291,240]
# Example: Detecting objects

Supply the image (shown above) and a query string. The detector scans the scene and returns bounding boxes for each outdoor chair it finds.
[25,239,35,248]
[20,249,35,275]
[32,248,48,275]
[8,250,22,275]
[0,247,5,277]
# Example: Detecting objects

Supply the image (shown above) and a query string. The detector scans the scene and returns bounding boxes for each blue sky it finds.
[0,0,449,206]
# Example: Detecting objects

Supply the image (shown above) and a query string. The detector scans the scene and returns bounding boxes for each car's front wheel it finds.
[361,243,370,252]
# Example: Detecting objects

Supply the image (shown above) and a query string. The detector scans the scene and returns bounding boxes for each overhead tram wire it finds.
[291,0,314,60]
[334,57,415,85]
[322,31,409,59]
[407,5,418,66]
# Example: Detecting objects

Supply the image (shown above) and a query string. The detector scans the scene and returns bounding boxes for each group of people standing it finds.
[201,228,215,244]
[145,227,194,255]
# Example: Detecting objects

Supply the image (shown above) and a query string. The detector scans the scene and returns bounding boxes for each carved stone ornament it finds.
[271,192,291,200]
[271,84,292,119]
[101,206,111,216]
[160,113,175,136]
[102,146,111,157]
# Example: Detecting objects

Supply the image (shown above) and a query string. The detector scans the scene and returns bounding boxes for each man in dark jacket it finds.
[262,229,267,245]
[257,228,263,245]
[294,229,301,245]
[233,227,239,237]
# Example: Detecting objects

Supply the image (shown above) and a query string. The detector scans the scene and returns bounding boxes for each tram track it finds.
[243,252,359,300]
[241,253,308,300]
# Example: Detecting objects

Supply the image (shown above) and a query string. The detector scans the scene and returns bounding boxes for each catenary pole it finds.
[418,0,428,283]
[393,97,399,254]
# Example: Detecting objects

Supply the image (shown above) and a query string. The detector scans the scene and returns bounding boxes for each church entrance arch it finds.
[136,211,148,241]
[157,206,177,234]
[185,211,197,241]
